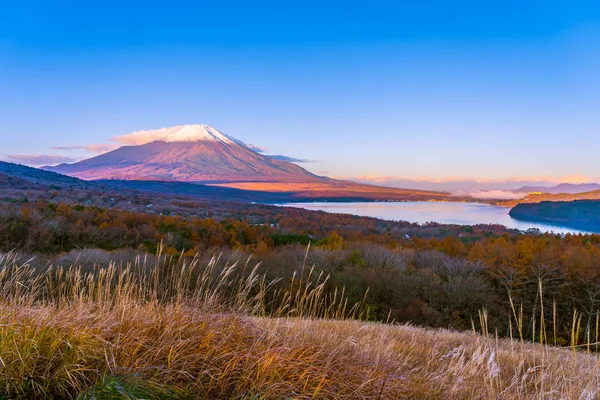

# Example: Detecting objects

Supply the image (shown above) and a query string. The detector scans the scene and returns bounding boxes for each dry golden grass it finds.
[0,250,598,399]
[265,318,600,399]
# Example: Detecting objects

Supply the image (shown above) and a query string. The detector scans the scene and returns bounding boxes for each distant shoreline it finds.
[276,200,592,235]
[509,200,600,234]
[266,198,499,206]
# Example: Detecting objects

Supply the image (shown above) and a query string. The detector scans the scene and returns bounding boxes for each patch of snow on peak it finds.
[165,125,234,144]
[113,124,236,146]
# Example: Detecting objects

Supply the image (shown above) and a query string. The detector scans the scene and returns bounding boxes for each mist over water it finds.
[281,202,596,235]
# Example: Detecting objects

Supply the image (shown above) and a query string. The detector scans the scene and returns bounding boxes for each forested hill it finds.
[500,189,600,207]
[509,200,600,232]
[0,161,90,189]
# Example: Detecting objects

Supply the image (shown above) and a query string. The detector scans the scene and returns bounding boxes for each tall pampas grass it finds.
[0,249,598,399]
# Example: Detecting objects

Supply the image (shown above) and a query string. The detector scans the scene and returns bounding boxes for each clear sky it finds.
[1,1,599,187]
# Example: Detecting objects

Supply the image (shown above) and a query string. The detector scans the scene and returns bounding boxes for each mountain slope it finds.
[46,125,323,183]
[515,183,600,194]
[499,189,600,207]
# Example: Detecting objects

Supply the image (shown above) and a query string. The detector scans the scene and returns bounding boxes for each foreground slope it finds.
[1,252,599,399]
[8,306,600,399]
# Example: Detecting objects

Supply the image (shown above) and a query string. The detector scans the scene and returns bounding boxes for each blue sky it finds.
[1,1,599,188]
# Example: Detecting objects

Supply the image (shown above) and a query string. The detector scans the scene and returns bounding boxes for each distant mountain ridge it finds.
[515,183,600,194]
[46,124,324,183]
[499,189,600,208]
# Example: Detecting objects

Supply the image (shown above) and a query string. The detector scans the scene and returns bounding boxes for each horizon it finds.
[2,122,599,193]
[1,1,599,191]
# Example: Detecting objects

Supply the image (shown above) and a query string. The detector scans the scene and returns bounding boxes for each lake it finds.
[280,201,597,235]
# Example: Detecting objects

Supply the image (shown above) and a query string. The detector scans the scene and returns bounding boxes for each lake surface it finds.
[280,201,597,235]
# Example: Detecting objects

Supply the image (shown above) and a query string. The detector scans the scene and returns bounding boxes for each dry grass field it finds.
[0,251,598,399]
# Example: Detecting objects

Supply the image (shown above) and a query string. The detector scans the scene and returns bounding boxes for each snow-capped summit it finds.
[117,124,236,146]
[163,125,233,143]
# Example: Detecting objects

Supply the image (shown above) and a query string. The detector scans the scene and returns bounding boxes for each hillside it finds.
[515,182,600,194]
[509,199,600,232]
[0,161,275,215]
[500,189,600,207]
[0,252,598,399]
[0,161,90,189]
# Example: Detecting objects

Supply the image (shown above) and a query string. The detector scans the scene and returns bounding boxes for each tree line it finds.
[2,200,600,344]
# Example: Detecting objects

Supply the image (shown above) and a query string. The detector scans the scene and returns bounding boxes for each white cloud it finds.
[111,128,171,145]
[7,154,78,166]
[50,146,84,150]
[50,144,119,154]
[267,154,314,163]
[246,143,268,153]
[84,144,120,153]
[464,190,525,200]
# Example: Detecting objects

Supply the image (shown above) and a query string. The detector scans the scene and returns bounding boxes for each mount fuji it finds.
[45,124,457,202]
[46,125,323,183]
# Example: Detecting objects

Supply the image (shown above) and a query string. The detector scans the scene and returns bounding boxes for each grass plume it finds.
[0,250,598,399]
